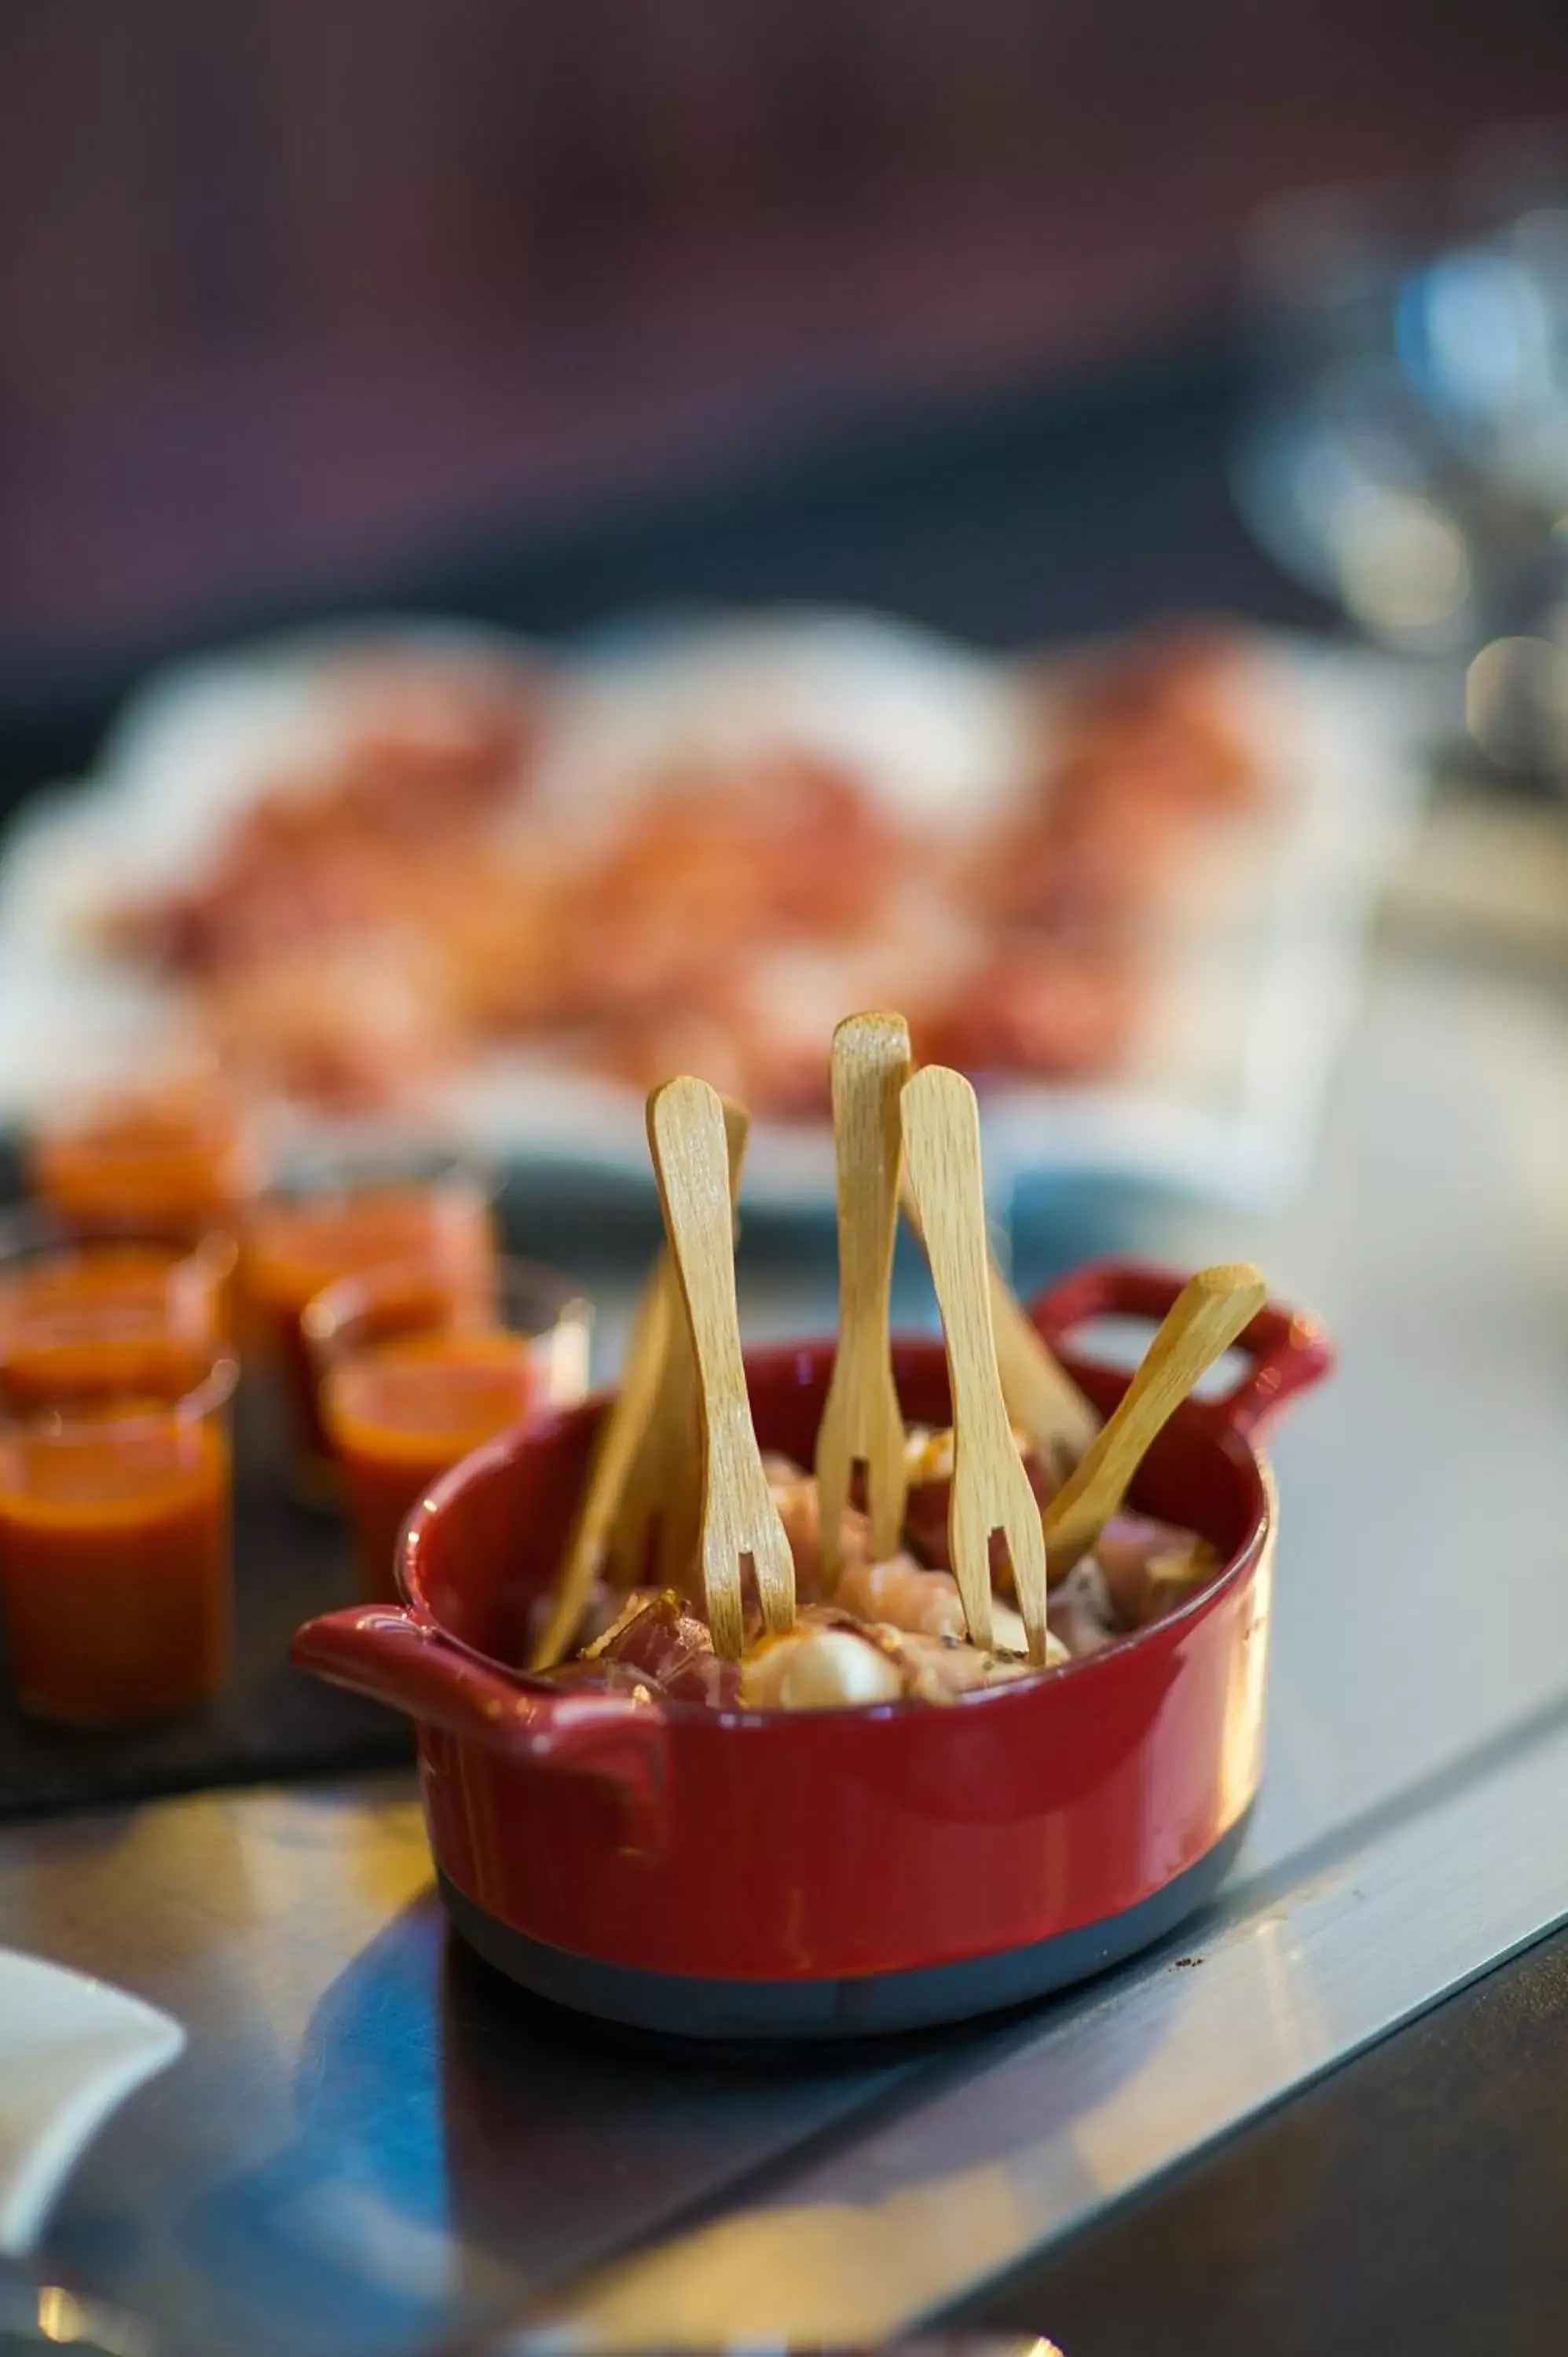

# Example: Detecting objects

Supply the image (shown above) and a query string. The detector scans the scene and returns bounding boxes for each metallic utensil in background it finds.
[0,2259,222,2357]
[1232,121,1568,792]
[0,2264,152,2357]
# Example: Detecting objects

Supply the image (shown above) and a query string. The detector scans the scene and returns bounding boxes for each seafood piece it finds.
[1046,1559,1119,1657]
[907,1625,1062,1692]
[757,1454,1046,1645]
[836,1551,1030,1655]
[1094,1512,1218,1627]
[762,1453,870,1600]
[1042,1519,1217,1654]
[581,1587,740,1709]
[738,1605,1055,1712]
[903,1424,1055,1589]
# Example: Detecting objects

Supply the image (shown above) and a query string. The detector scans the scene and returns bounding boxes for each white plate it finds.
[0,610,1434,1213]
[0,1946,184,2254]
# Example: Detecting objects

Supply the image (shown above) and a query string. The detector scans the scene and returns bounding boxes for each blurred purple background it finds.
[4,0,1568,692]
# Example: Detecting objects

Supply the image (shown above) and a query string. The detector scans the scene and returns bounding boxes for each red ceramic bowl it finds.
[292,1261,1332,2040]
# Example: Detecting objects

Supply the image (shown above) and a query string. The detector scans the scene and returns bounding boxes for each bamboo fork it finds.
[1042,1263,1267,1580]
[604,1259,702,1591]
[986,1266,1100,1480]
[815,1011,911,1587]
[606,1094,750,1591]
[528,1266,670,1670]
[529,1096,749,1668]
[900,1064,1050,1664]
[899,1171,1097,1479]
[647,1076,794,1661]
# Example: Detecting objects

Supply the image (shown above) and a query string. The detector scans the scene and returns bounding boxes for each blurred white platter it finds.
[0,610,1431,1214]
[0,1946,184,2255]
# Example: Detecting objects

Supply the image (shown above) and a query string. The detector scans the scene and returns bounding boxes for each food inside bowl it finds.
[521,1012,1260,1716]
[537,1429,1215,1712]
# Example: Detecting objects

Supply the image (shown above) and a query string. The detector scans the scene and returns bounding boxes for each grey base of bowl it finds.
[437,1806,1252,2044]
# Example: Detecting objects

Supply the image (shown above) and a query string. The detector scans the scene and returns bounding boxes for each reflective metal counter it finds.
[5,799,1568,2355]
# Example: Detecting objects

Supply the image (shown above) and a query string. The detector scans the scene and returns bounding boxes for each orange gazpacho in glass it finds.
[28,1085,264,1246]
[311,1256,590,1596]
[242,1155,496,1488]
[0,1361,236,1726]
[322,1330,540,1599]
[0,1221,232,1417]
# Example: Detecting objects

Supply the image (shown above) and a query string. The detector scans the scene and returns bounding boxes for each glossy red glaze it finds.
[291,1261,1332,1982]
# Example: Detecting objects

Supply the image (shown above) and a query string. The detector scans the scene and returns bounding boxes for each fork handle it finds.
[648,1078,794,1655]
[1042,1263,1268,1574]
[818,1011,910,1564]
[828,1012,907,1412]
[902,1069,1011,1440]
[533,1262,669,1666]
[607,1097,750,1589]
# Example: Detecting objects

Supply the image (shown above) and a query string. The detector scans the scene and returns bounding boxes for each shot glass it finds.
[0,1210,235,1417]
[241,1146,498,1496]
[309,1256,591,1600]
[0,1354,238,1727]
[27,1079,266,1249]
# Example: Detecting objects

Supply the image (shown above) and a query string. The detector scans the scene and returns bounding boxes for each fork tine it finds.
[902,1064,1053,1663]
[813,1414,854,1595]
[997,1460,1050,1665]
[944,1458,998,1655]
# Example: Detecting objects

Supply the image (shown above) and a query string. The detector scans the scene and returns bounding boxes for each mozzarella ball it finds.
[777,1628,904,1711]
[738,1635,801,1710]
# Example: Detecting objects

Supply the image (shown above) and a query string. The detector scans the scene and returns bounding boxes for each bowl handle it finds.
[1028,1259,1334,1443]
[291,1607,669,1851]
